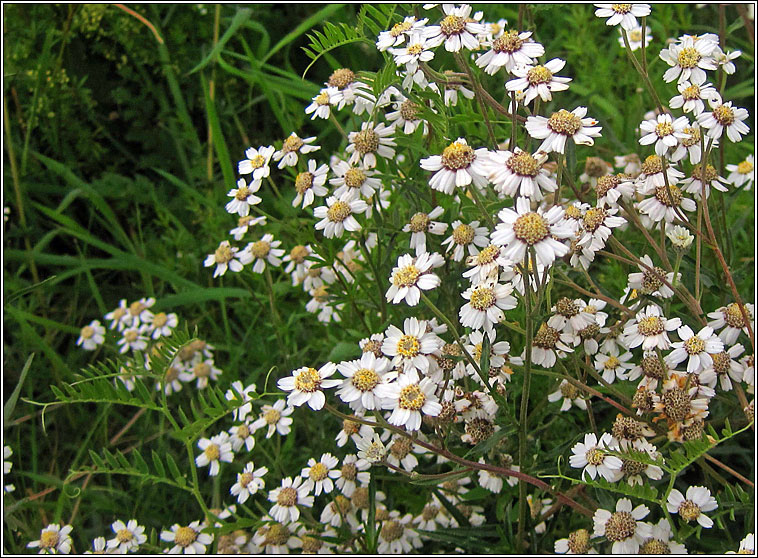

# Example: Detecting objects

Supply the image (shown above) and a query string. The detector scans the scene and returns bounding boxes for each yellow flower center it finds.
[326,201,352,222]
[641,154,664,175]
[637,316,664,336]
[399,384,426,410]
[476,244,499,265]
[712,104,736,126]
[604,355,621,370]
[654,185,683,207]
[152,312,168,328]
[526,65,553,85]
[251,240,270,259]
[353,129,380,155]
[239,472,254,487]
[604,511,637,542]
[641,267,666,294]
[248,154,266,168]
[564,205,582,220]
[678,500,702,522]
[441,141,476,170]
[493,30,524,53]
[407,43,424,55]
[392,265,421,288]
[289,245,309,264]
[560,381,579,399]
[691,164,718,183]
[655,121,674,138]
[390,20,412,37]
[204,443,220,461]
[677,47,701,69]
[312,285,329,303]
[264,408,281,425]
[263,523,290,546]
[724,302,748,328]
[512,212,550,245]
[396,334,420,357]
[737,160,753,174]
[341,462,357,480]
[629,29,643,42]
[469,286,497,311]
[684,335,706,355]
[507,150,539,176]
[282,134,304,154]
[452,223,475,245]
[682,84,701,101]
[81,325,95,339]
[612,4,632,13]
[639,539,670,554]
[344,167,366,188]
[315,91,330,106]
[294,368,321,392]
[174,526,198,548]
[40,531,60,549]
[408,212,431,232]
[309,462,329,481]
[353,368,380,391]
[129,301,146,316]
[124,329,138,343]
[681,125,701,147]
[328,68,355,89]
[294,172,314,194]
[277,486,298,506]
[583,207,608,233]
[567,529,590,554]
[214,243,233,264]
[534,323,560,348]
[586,448,605,466]
[399,99,420,121]
[194,362,211,377]
[116,529,134,543]
[381,520,405,542]
[440,14,466,36]
[547,109,582,136]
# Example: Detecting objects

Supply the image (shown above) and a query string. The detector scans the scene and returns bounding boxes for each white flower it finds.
[475,29,545,74]
[491,196,573,268]
[420,137,489,195]
[291,159,329,209]
[669,80,718,116]
[250,399,294,438]
[707,302,755,345]
[554,528,595,554]
[637,183,697,223]
[595,3,651,30]
[272,133,320,169]
[305,87,336,120]
[636,154,685,195]
[334,454,370,496]
[225,177,262,216]
[577,205,626,253]
[595,344,635,383]
[666,325,724,374]
[386,96,427,135]
[389,30,435,71]
[414,495,453,530]
[229,214,266,241]
[329,159,380,199]
[376,511,423,553]
[377,16,428,51]
[666,224,694,251]
[402,207,448,254]
[243,233,285,274]
[548,379,587,411]
[326,67,375,114]
[301,453,341,495]
[268,476,314,523]
[696,98,751,142]
[569,432,623,482]
[77,320,105,351]
[313,193,368,239]
[381,317,443,374]
[250,519,303,553]
[425,4,485,52]
[278,363,340,410]
[729,533,755,555]
[726,154,754,190]
[355,431,386,463]
[529,321,575,368]
[105,299,131,331]
[462,243,513,285]
[525,107,602,154]
[225,381,258,422]
[146,312,178,340]
[84,536,106,554]
[106,519,147,554]
[204,240,249,277]
[238,145,274,180]
[117,326,149,354]
[618,25,651,51]
[179,358,222,389]
[196,433,233,476]
[660,34,719,84]
[667,485,718,527]
[228,420,255,453]
[505,58,572,106]
[27,524,74,554]
[230,461,268,504]
[484,147,556,201]
[386,252,443,306]
[346,121,396,168]
[160,521,213,554]
[639,518,688,554]
[627,254,678,299]
[623,305,682,351]
[639,113,690,157]
[593,498,651,554]
[336,352,393,412]
[441,220,489,262]
[459,280,517,331]
[375,368,442,431]
[682,162,729,199]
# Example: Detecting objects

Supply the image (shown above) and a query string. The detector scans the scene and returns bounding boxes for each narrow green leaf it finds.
[4,353,34,424]
[202,73,235,188]
[189,8,253,74]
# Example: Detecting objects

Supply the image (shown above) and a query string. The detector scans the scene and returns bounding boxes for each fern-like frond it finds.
[301,22,371,77]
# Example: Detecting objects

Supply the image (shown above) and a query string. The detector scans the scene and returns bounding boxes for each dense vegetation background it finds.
[3,3,754,554]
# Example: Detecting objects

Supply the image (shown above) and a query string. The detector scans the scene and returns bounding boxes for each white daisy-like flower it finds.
[475,29,545,74]
[667,485,718,528]
[548,379,587,411]
[278,363,340,411]
[707,302,755,345]
[439,75,476,107]
[160,521,213,554]
[459,280,517,332]
[627,254,678,299]
[729,533,755,554]
[123,297,155,328]
[618,25,651,51]
[27,524,74,554]
[484,147,556,201]
[569,432,623,482]
[636,154,686,195]
[230,461,268,504]
[425,4,484,52]
[595,344,635,383]
[196,433,234,476]
[105,299,132,331]
[326,67,375,114]
[238,145,275,180]
[682,162,729,199]
[491,196,573,268]
[272,133,320,169]
[204,240,249,278]
[301,453,341,496]
[146,312,178,340]
[333,454,370,497]
[554,528,595,554]
[225,381,258,422]
[529,321,575,368]
[402,207,447,254]
[595,3,650,30]
[577,204,626,253]
[243,233,285,274]
[375,368,442,431]
[669,80,718,116]
[414,494,453,530]
[179,358,222,389]
[117,326,149,354]
[228,420,255,453]
[386,251,444,306]
[377,511,423,554]
[250,399,294,438]
[637,183,697,223]
[329,159,380,199]
[249,518,303,554]
[639,113,690,157]
[77,320,105,351]
[623,305,682,351]
[106,519,147,554]
[382,317,443,374]
[638,518,687,554]
[225,177,262,217]
[505,58,572,106]
[441,220,489,262]
[292,159,329,209]
[462,243,513,285]
[377,16,428,51]
[305,87,337,120]
[660,34,719,84]
[386,97,427,135]
[666,224,694,252]
[696,98,751,143]
[268,476,314,523]
[420,137,489,195]
[229,214,266,241]
[726,154,754,190]
[671,123,708,165]
[525,107,602,154]
[354,430,386,463]
[84,536,106,554]
[313,193,368,239]
[389,30,435,72]
[666,325,724,374]
[593,498,652,554]
[320,496,360,529]
[345,121,396,168]
[336,352,393,412]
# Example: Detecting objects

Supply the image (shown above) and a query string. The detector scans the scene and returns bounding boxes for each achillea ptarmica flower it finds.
[595,344,634,383]
[382,317,443,375]
[420,137,489,194]
[160,522,213,554]
[441,220,489,262]
[230,461,268,503]
[376,16,428,51]
[244,233,285,274]
[225,178,262,216]
[505,58,572,106]
[238,145,274,180]
[660,34,719,84]
[696,98,751,142]
[528,321,575,368]
[665,224,694,251]
[667,486,718,528]
[313,194,368,239]
[548,379,587,411]
[377,511,423,554]
[386,96,427,135]
[336,351,393,412]
[638,113,690,157]
[475,29,545,74]
[292,159,328,209]
[459,280,517,332]
[623,305,682,351]
[638,518,688,554]
[385,251,443,306]
[491,197,573,268]
[250,399,294,438]
[27,524,74,554]
[402,207,448,254]
[268,476,314,523]
[484,147,556,201]
[554,528,594,554]
[592,498,652,554]
[300,453,340,496]
[355,431,386,464]
[230,214,266,241]
[525,107,602,154]
[618,25,652,51]
[462,243,513,285]
[196,433,234,476]
[669,80,718,116]
[729,533,755,554]
[329,159,380,199]
[577,204,626,253]
[346,121,396,168]
[627,254,678,299]
[376,368,442,431]
[726,154,754,190]
[707,302,755,344]
[637,183,697,223]
[204,240,248,277]
[665,325,724,374]
[106,519,147,554]
[569,432,623,482]
[278,363,340,411]
[636,154,685,195]
[424,4,485,53]
[77,320,105,350]
[595,173,635,207]
[272,132,320,169]
[594,4,651,30]
[305,86,337,120]
[652,376,710,441]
